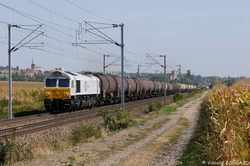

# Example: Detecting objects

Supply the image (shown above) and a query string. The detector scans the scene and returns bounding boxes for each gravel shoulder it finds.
[12,92,206,166]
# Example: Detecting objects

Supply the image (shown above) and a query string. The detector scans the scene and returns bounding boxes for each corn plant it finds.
[208,80,250,162]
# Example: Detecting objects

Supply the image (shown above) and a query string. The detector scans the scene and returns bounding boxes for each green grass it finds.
[177,97,212,166]
[96,109,136,132]
[162,99,186,115]
[71,124,103,146]
[0,100,46,119]
[0,130,33,165]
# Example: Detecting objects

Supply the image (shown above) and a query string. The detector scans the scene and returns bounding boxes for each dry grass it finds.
[119,117,189,166]
[207,79,250,162]
[25,123,104,158]
[0,81,43,89]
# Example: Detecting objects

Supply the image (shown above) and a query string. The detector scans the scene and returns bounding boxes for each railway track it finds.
[0,110,96,138]
[0,95,173,139]
[0,113,52,129]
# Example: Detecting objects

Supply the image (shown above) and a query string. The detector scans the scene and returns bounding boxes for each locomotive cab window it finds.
[45,79,57,87]
[59,79,69,87]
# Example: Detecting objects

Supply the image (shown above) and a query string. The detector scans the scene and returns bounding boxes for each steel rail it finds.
[0,95,175,138]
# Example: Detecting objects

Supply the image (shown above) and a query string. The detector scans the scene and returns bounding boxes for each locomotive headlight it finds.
[63,94,69,97]
[45,94,51,97]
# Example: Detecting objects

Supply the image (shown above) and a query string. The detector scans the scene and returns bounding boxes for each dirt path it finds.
[98,92,206,166]
[12,92,207,166]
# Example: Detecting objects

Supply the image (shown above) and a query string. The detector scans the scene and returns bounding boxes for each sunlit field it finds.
[0,81,45,119]
[0,81,44,102]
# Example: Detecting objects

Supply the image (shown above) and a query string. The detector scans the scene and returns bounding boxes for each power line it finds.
[64,0,118,23]
[0,3,118,65]
[28,0,78,24]
[19,1,155,68]
[125,26,157,54]
[24,2,122,60]
[0,1,174,74]
[42,0,156,64]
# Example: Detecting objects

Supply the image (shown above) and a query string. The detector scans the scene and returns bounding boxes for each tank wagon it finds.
[44,69,197,113]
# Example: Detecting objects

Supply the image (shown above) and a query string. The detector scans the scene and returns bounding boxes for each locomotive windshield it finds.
[59,79,69,87]
[45,79,57,87]
[45,78,69,87]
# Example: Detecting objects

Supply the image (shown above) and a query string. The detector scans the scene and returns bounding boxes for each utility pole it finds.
[8,24,13,119]
[120,23,125,109]
[146,53,167,106]
[73,21,125,109]
[8,24,21,119]
[177,65,181,94]
[187,70,190,93]
[103,54,110,74]
[137,65,142,78]
[7,24,43,119]
[160,55,167,105]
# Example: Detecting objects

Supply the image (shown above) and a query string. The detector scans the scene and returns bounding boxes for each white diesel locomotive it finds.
[44,69,100,113]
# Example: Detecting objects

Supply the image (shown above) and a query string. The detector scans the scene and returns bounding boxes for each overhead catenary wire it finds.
[51,0,158,66]
[0,3,136,74]
[0,1,185,75]
[63,0,161,66]
[83,21,121,46]
[11,24,43,51]
[8,1,149,67]
[0,3,118,64]
[64,0,118,24]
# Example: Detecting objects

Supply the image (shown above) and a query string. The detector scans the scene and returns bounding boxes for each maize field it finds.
[0,81,44,103]
[0,81,45,119]
[207,79,250,162]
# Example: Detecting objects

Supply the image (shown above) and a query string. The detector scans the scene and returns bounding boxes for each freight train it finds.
[44,68,196,113]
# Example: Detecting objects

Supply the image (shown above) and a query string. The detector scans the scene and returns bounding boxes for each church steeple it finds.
[31,58,35,70]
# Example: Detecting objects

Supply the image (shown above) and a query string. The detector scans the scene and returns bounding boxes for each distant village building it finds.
[168,70,178,80]
[0,58,43,77]
[31,58,43,73]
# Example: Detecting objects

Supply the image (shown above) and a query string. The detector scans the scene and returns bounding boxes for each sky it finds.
[0,0,250,77]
